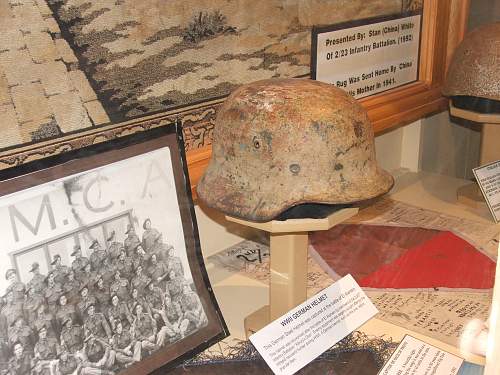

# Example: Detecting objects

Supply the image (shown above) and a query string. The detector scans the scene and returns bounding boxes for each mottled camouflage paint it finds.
[443,22,500,101]
[197,78,393,222]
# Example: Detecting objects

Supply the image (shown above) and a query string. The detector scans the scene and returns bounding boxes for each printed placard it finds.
[311,13,421,99]
[379,335,463,375]
[473,160,500,223]
[249,274,378,375]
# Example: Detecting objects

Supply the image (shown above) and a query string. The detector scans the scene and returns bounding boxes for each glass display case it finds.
[0,0,497,374]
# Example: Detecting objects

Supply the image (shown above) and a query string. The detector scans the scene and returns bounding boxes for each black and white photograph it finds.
[0,126,227,375]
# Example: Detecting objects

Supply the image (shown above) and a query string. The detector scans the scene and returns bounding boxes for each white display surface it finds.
[249,274,378,375]
[379,335,464,375]
[473,160,500,223]
[313,14,421,99]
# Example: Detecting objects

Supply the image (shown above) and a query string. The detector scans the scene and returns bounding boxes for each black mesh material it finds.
[451,96,500,114]
[170,334,396,374]
[276,203,352,221]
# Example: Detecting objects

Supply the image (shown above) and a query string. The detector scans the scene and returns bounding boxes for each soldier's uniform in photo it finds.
[51,255,71,285]
[0,312,8,340]
[131,271,150,295]
[26,263,46,296]
[107,300,133,331]
[7,347,32,375]
[127,295,152,318]
[147,257,169,288]
[2,294,24,328]
[131,251,148,275]
[60,319,84,354]
[106,231,123,261]
[89,240,107,272]
[165,252,184,277]
[143,287,176,348]
[161,299,182,329]
[109,275,130,302]
[108,243,123,262]
[80,337,115,375]
[34,335,60,360]
[141,219,162,254]
[76,286,97,321]
[84,305,112,340]
[166,274,186,304]
[124,225,140,257]
[111,326,139,364]
[113,254,133,282]
[8,318,34,354]
[159,300,183,345]
[162,243,177,263]
[23,289,44,328]
[77,267,96,292]
[156,323,178,348]
[33,329,60,375]
[179,288,207,335]
[63,274,81,305]
[55,300,77,330]
[152,290,180,347]
[71,245,90,281]
[33,310,57,341]
[56,352,79,375]
[0,335,10,374]
[92,277,110,312]
[5,270,25,305]
[144,282,164,318]
[132,307,157,353]
[44,273,64,315]
[99,259,116,289]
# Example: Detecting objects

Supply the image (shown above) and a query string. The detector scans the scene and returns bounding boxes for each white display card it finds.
[312,14,421,99]
[473,160,500,223]
[249,274,378,375]
[379,335,464,375]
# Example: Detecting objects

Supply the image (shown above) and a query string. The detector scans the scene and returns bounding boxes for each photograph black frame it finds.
[0,121,228,375]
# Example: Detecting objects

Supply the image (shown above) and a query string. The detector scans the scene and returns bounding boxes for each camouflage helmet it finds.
[443,22,500,102]
[197,78,393,222]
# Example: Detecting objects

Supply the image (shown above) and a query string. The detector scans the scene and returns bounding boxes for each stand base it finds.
[457,182,486,208]
[244,305,270,338]
[226,208,359,339]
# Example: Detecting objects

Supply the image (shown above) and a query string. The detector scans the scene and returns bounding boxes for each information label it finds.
[473,160,500,223]
[312,14,421,99]
[379,335,463,375]
[249,274,378,375]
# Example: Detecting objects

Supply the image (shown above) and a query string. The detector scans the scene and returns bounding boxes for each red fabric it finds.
[310,224,441,280]
[359,231,496,289]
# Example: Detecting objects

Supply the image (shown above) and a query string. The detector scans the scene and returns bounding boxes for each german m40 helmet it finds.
[197,78,393,222]
[443,22,500,111]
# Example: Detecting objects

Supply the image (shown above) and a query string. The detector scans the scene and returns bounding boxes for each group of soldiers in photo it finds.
[0,218,207,375]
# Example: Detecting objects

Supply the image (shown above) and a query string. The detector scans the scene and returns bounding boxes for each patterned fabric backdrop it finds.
[0,0,422,155]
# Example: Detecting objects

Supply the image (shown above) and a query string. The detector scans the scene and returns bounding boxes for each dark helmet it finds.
[443,23,500,111]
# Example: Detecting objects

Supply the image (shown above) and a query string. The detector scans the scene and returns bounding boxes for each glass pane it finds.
[78,226,106,258]
[47,235,78,269]
[14,247,47,284]
[104,214,132,245]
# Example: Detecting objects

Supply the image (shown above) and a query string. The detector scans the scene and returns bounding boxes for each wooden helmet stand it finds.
[226,207,359,338]
[450,102,500,207]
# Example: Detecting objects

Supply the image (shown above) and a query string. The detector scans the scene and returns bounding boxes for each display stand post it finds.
[450,103,500,207]
[226,207,359,338]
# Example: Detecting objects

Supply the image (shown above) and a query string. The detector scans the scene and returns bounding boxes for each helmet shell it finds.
[197,78,393,222]
[443,22,500,101]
